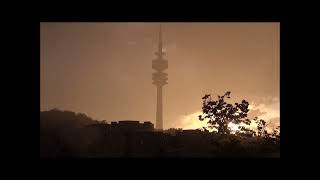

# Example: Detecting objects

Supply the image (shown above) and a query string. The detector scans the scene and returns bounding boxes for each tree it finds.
[199,91,251,135]
[236,126,256,137]
[270,126,280,142]
[255,118,268,137]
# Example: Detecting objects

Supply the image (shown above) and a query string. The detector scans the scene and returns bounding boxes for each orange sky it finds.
[40,22,280,130]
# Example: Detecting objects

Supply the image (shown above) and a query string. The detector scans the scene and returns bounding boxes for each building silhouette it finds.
[40,113,280,158]
[152,24,168,130]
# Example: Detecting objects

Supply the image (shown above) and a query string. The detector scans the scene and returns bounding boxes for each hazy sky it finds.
[40,22,280,130]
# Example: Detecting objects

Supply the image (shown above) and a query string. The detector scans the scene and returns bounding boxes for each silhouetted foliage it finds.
[197,92,280,156]
[255,118,268,137]
[40,109,102,157]
[199,91,252,134]
[269,126,280,143]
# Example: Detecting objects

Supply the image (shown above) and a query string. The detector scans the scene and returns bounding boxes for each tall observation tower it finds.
[152,24,168,130]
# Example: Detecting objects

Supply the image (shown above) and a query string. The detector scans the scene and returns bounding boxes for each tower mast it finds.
[152,24,168,130]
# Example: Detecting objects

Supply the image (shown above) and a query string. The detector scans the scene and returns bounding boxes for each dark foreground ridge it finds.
[40,109,280,158]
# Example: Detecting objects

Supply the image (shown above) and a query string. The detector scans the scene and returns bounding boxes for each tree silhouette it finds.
[199,91,251,135]
[270,126,280,142]
[255,118,269,137]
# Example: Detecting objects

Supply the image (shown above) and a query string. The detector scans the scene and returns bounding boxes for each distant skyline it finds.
[40,22,280,130]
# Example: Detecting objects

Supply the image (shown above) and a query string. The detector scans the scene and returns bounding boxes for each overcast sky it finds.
[40,22,280,129]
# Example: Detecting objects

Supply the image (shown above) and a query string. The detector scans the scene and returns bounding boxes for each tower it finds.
[152,24,168,130]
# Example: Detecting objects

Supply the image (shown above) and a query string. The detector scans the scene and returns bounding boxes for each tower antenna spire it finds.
[158,23,163,54]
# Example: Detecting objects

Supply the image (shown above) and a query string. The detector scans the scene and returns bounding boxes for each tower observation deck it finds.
[152,24,168,130]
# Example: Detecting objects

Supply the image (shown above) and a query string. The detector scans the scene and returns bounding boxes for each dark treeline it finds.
[40,109,101,157]
[40,108,280,158]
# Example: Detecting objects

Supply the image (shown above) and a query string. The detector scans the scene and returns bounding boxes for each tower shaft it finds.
[156,86,163,129]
